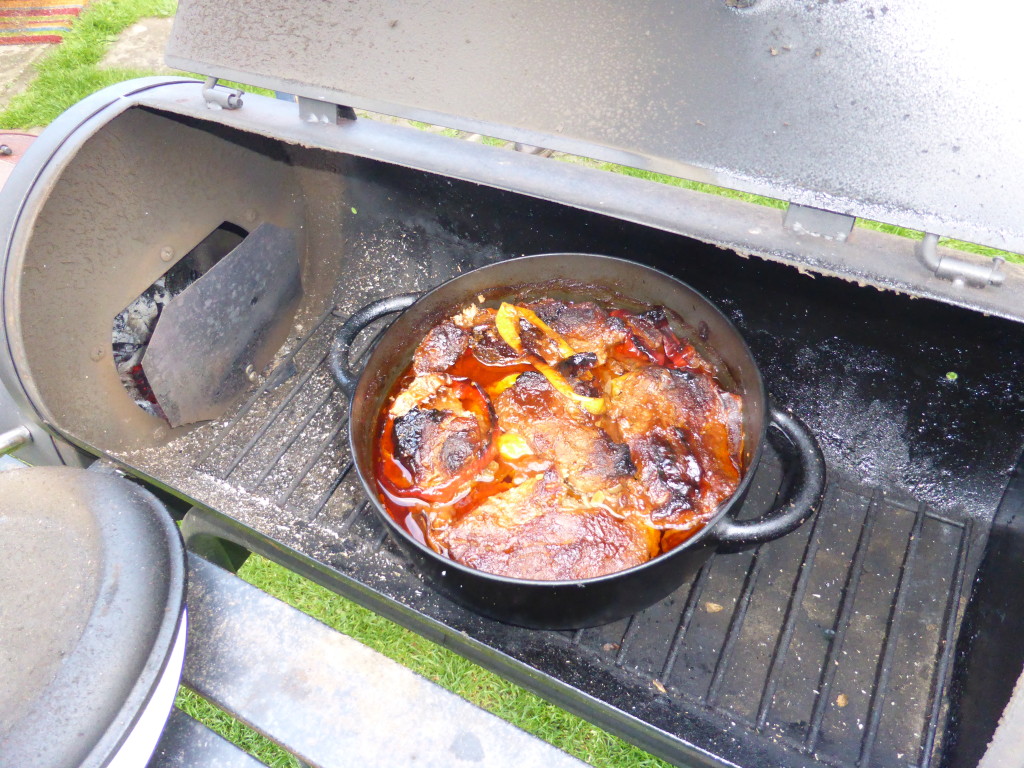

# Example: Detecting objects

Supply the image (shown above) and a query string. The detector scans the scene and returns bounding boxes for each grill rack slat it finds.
[259,379,339,487]
[858,502,928,765]
[920,519,973,766]
[274,394,346,509]
[804,492,880,752]
[196,307,339,472]
[705,548,764,706]
[754,484,832,729]
[659,559,714,682]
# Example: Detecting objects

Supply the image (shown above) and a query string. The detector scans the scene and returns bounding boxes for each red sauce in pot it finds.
[373,299,743,580]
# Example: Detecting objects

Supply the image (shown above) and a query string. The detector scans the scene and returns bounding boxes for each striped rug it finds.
[0,1,91,46]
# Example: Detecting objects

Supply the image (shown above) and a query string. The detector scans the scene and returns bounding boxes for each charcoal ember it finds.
[112,278,171,417]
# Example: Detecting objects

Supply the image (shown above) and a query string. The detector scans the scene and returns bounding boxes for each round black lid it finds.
[0,466,186,768]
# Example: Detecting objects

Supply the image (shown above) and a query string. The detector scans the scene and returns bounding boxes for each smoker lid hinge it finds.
[202,77,244,111]
[783,204,855,242]
[297,96,357,125]
[916,233,1005,288]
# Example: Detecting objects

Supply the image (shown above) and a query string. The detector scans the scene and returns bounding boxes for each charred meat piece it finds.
[444,471,657,580]
[622,427,705,536]
[609,366,741,524]
[451,306,526,367]
[412,321,469,374]
[381,374,497,502]
[392,407,485,489]
[495,371,634,494]
[555,352,600,397]
[527,300,627,361]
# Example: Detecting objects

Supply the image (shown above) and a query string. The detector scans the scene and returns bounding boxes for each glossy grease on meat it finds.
[392,407,486,490]
[608,366,741,524]
[444,471,657,580]
[495,371,634,495]
[375,298,744,580]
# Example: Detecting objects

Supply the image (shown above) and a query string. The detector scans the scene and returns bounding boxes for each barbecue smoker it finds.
[3,2,1024,767]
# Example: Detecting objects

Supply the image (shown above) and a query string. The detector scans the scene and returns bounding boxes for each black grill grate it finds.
[156,303,976,768]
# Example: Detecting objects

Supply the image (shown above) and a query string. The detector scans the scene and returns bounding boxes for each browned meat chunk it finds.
[527,299,627,361]
[445,471,657,580]
[376,297,746,579]
[495,371,634,494]
[384,373,496,500]
[555,352,600,397]
[608,367,741,525]
[413,321,469,374]
[622,307,671,356]
[391,407,486,491]
[451,307,524,366]
[628,428,703,522]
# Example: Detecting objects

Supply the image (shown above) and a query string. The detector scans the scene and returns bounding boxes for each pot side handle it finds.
[715,406,826,548]
[328,294,421,395]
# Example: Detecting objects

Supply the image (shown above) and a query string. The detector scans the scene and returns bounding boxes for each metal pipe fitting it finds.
[0,426,32,457]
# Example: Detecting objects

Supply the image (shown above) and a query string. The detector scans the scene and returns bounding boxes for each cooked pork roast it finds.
[374,298,743,580]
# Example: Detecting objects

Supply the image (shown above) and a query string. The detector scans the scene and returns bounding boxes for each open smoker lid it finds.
[166,1,1024,258]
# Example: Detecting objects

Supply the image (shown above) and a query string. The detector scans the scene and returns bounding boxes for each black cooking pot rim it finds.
[349,252,768,588]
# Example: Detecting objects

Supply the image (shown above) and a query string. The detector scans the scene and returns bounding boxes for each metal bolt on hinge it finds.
[202,77,244,111]
[916,232,1005,288]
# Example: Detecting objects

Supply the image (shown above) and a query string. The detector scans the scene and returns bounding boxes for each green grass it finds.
[175,688,303,767]
[0,0,271,129]
[0,0,177,129]
[171,552,671,766]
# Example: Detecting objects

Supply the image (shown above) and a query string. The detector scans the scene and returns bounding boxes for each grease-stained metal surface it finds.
[129,88,1024,325]
[143,222,302,427]
[181,556,588,768]
[109,153,1024,768]
[4,107,311,454]
[167,0,1024,255]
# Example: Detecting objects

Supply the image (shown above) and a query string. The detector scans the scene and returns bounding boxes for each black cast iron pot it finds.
[330,254,825,629]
